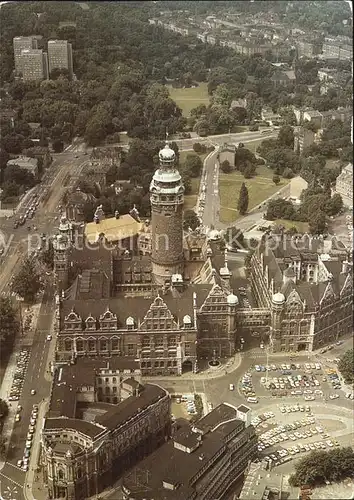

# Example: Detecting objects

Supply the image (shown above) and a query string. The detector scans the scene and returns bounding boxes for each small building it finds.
[271,69,296,88]
[294,126,315,153]
[288,176,309,203]
[303,109,323,129]
[261,108,281,125]
[6,155,39,177]
[335,163,353,208]
[230,98,247,110]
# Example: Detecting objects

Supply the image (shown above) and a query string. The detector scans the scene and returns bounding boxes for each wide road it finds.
[0,286,55,500]
[0,148,89,295]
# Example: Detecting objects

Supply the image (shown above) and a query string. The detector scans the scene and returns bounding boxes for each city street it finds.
[0,286,56,500]
[196,130,278,230]
[0,147,89,295]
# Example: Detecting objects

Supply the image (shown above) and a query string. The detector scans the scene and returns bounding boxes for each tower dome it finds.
[227,293,239,305]
[272,292,285,304]
[159,142,175,164]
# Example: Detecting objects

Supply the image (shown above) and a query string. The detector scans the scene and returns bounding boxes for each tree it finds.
[52,139,64,153]
[289,447,354,487]
[244,164,256,178]
[309,210,327,235]
[266,199,296,221]
[283,167,294,179]
[0,399,9,420]
[221,159,232,173]
[184,154,203,178]
[338,349,354,384]
[11,258,43,303]
[183,210,200,231]
[325,193,343,216]
[272,174,281,185]
[0,297,18,355]
[277,125,294,148]
[237,182,249,215]
[0,435,6,458]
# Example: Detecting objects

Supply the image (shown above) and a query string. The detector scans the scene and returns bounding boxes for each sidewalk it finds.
[24,398,49,500]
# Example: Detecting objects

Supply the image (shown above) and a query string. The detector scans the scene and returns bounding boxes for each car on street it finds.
[31,389,36,395]
[229,384,234,391]
[47,334,52,341]
[15,414,21,422]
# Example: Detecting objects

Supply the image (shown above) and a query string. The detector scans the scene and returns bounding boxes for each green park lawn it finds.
[168,83,210,117]
[219,165,290,224]
[273,219,309,233]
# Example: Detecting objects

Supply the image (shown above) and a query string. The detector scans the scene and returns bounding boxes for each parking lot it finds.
[251,405,349,471]
[239,357,352,404]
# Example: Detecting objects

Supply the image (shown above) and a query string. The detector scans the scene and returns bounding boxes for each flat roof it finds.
[122,420,226,499]
[44,417,105,439]
[193,403,237,434]
[96,384,167,430]
[85,214,142,243]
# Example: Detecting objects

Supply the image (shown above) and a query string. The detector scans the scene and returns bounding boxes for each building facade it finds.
[18,48,48,81]
[335,163,353,208]
[121,403,257,500]
[13,36,37,74]
[48,40,73,78]
[250,235,353,353]
[41,361,171,500]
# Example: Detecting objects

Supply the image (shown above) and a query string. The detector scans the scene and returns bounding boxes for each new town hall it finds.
[53,142,353,376]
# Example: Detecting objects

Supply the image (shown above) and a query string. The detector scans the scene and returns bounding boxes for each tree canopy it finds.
[11,258,44,303]
[338,349,354,384]
[237,182,249,215]
[289,447,354,487]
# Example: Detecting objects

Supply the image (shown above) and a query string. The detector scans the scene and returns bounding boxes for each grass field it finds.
[219,165,290,223]
[168,83,210,117]
[273,219,309,233]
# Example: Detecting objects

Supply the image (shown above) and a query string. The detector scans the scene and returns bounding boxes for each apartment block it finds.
[13,36,38,74]
[47,39,73,78]
[18,49,48,81]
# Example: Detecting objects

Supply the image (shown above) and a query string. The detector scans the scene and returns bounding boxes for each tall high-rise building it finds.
[47,39,73,78]
[150,142,185,285]
[19,49,48,81]
[13,36,37,74]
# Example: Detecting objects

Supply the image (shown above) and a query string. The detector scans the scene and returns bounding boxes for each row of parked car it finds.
[264,438,340,468]
[239,373,258,403]
[17,404,38,472]
[251,412,274,428]
[9,349,30,402]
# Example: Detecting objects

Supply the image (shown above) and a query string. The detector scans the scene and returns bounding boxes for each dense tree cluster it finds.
[338,349,354,385]
[77,140,206,222]
[11,257,44,303]
[289,447,354,487]
[0,297,19,362]
[265,183,343,234]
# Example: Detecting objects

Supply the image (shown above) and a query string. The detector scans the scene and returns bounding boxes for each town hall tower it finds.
[150,142,184,284]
